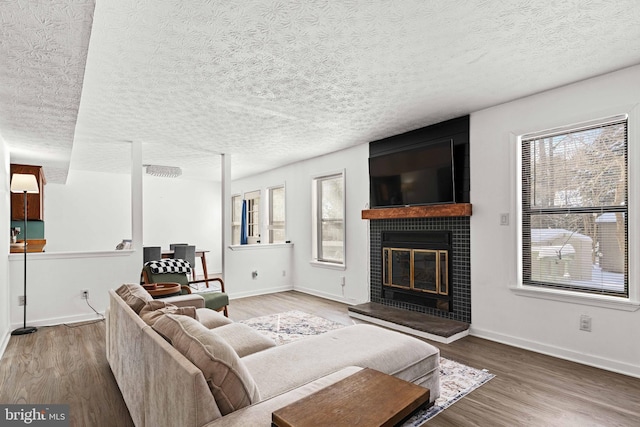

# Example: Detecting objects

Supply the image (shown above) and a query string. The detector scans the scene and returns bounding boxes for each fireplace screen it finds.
[383,248,449,295]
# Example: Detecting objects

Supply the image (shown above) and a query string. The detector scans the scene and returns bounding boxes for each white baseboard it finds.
[0,330,10,361]
[293,286,361,306]
[470,326,640,379]
[229,285,294,300]
[10,312,105,330]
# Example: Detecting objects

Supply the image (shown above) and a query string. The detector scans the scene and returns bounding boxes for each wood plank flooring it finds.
[1,291,639,426]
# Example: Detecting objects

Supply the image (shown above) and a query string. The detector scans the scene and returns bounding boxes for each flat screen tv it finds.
[369,139,455,208]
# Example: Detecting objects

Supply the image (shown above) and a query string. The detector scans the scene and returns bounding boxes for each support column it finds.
[131,140,143,256]
[220,154,231,280]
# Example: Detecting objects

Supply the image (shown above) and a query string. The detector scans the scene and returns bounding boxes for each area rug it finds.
[240,310,494,425]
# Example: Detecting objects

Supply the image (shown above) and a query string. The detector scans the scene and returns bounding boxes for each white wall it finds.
[227,144,370,304]
[44,170,222,275]
[8,251,140,327]
[45,170,132,252]
[470,64,640,377]
[143,175,222,276]
[0,139,11,358]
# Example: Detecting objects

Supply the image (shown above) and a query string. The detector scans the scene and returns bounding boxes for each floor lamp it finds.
[10,173,39,336]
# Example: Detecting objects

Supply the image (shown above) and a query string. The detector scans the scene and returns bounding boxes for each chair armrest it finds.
[163,294,205,309]
[189,277,226,292]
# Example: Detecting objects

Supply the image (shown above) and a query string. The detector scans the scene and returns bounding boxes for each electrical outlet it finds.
[18,295,25,306]
[500,213,510,226]
[81,290,89,300]
[579,314,592,332]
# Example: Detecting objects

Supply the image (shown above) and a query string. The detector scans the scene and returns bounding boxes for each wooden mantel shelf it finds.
[362,203,472,220]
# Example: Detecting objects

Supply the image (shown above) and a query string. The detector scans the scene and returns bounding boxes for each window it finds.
[245,190,261,244]
[520,115,628,297]
[231,195,242,245]
[268,186,285,243]
[312,172,345,265]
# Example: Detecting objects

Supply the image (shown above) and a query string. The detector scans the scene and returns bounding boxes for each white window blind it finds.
[521,116,628,297]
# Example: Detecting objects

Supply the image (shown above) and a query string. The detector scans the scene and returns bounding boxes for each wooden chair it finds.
[141,261,229,317]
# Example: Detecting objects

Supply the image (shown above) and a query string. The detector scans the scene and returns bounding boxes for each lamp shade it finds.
[10,173,39,193]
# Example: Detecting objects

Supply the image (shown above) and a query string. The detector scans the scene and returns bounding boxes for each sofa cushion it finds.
[196,308,234,329]
[152,314,260,415]
[209,323,276,357]
[115,283,153,314]
[139,300,197,326]
[242,324,440,401]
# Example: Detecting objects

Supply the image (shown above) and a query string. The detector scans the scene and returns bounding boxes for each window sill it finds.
[510,285,640,312]
[228,243,293,251]
[309,260,346,271]
[8,249,136,261]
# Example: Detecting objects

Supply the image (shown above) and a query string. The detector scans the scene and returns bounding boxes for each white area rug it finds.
[240,310,495,424]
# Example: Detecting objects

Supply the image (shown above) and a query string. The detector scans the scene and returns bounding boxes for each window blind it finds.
[521,117,628,297]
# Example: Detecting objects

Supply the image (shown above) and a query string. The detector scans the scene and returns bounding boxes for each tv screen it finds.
[369,139,455,208]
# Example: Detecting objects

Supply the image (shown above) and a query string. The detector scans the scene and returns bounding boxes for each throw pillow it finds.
[115,283,154,314]
[139,300,197,327]
[153,314,260,415]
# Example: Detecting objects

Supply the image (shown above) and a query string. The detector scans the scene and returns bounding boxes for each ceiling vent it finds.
[144,165,182,178]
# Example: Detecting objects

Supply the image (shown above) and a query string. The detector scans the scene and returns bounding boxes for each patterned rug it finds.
[240,310,494,425]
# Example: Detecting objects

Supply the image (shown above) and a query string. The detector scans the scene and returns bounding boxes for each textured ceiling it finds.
[2,1,640,183]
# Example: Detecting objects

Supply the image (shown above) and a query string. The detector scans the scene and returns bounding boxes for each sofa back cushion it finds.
[153,314,261,415]
[139,300,197,326]
[115,283,153,314]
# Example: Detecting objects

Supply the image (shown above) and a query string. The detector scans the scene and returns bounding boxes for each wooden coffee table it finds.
[272,368,430,427]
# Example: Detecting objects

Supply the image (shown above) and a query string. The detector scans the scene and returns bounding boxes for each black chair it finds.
[174,245,196,280]
[143,246,162,264]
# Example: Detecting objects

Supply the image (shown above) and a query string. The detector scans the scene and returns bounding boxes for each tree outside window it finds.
[521,116,628,297]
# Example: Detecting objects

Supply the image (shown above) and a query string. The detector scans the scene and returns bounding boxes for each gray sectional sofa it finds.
[106,284,440,427]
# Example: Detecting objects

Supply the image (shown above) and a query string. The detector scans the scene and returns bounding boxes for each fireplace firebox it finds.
[381,231,453,312]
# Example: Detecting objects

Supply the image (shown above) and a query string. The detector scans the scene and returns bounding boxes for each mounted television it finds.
[369,139,455,208]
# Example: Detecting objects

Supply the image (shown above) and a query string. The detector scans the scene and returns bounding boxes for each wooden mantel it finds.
[362,203,472,220]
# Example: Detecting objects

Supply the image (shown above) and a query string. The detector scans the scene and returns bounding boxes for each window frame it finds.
[513,108,640,311]
[231,194,242,246]
[267,185,286,244]
[244,190,261,244]
[311,170,346,268]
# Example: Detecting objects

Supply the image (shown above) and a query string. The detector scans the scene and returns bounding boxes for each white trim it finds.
[470,326,640,379]
[0,330,10,362]
[266,184,286,244]
[510,285,639,311]
[311,169,346,266]
[348,311,469,344]
[8,249,135,261]
[294,286,361,305]
[309,260,346,270]
[227,285,294,300]
[228,243,293,251]
[11,311,105,331]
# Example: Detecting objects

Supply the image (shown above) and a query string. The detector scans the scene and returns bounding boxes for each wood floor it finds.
[1,291,639,426]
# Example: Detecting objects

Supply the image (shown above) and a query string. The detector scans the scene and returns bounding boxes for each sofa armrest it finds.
[203,367,363,427]
[162,293,205,309]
